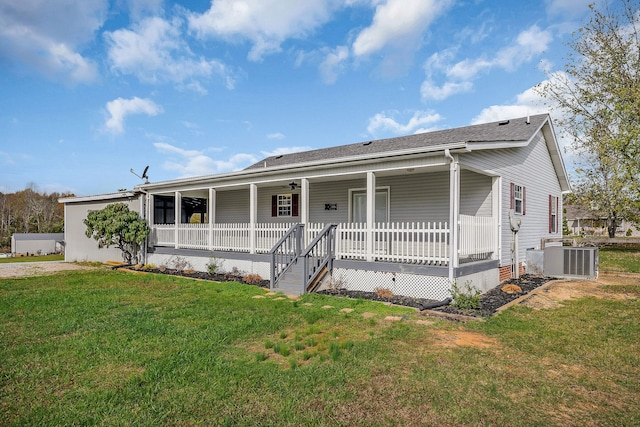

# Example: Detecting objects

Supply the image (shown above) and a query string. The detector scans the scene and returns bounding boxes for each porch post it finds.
[366,172,376,262]
[249,184,257,254]
[148,194,154,225]
[448,154,460,282]
[208,188,216,251]
[492,177,501,260]
[301,178,309,224]
[174,191,182,249]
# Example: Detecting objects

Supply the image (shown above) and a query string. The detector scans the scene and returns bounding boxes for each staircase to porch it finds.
[274,261,329,295]
[270,223,337,295]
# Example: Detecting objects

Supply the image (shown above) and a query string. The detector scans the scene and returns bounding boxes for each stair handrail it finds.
[302,223,337,293]
[269,223,304,289]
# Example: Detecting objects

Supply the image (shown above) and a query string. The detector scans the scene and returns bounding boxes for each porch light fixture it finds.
[289,181,298,191]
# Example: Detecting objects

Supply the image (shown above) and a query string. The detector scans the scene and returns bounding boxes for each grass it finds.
[0,254,64,263]
[599,245,640,273]
[1,269,639,426]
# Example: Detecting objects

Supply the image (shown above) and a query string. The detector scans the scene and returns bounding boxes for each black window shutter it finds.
[556,197,560,233]
[271,195,277,217]
[292,194,299,217]
[548,195,552,233]
[523,186,526,215]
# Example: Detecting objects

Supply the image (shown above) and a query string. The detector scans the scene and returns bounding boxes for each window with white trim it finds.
[514,184,524,214]
[277,194,292,217]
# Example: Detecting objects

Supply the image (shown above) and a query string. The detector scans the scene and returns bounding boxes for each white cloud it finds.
[319,45,349,84]
[545,0,591,17]
[471,71,576,126]
[420,79,473,101]
[352,0,451,58]
[367,110,442,136]
[260,146,312,157]
[154,142,259,176]
[105,97,163,134]
[105,16,235,92]
[266,132,286,140]
[188,0,335,61]
[0,0,105,84]
[421,25,553,102]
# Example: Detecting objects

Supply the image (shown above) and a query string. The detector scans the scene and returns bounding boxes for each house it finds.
[60,192,143,262]
[565,205,638,237]
[11,233,65,255]
[61,114,570,299]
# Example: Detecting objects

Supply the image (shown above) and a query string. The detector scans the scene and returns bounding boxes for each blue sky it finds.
[1,0,591,196]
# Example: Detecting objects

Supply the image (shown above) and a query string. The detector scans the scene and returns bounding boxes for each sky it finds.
[0,0,593,197]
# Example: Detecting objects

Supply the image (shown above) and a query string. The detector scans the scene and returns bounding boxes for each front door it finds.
[351,190,389,223]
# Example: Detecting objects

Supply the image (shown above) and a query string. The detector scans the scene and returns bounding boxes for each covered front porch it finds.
[145,152,500,287]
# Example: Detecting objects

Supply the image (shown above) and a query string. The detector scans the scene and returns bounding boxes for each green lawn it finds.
[599,245,640,273]
[1,270,639,426]
[0,254,64,263]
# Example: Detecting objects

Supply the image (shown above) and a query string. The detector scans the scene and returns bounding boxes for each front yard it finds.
[1,268,639,426]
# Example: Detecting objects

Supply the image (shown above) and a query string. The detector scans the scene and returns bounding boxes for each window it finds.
[549,195,559,233]
[510,183,526,215]
[154,195,175,224]
[271,194,299,217]
[349,188,389,223]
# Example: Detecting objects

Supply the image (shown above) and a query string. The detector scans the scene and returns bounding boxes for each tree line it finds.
[0,186,74,251]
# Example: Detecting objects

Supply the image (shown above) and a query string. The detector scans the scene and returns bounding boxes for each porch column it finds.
[148,194,154,225]
[366,172,376,262]
[249,184,257,254]
[301,178,309,224]
[208,188,216,250]
[174,191,182,249]
[448,154,460,282]
[492,177,501,260]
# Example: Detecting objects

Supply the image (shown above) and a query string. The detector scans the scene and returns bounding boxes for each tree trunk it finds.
[607,217,617,238]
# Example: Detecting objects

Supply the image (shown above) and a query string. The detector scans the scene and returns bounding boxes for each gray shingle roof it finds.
[246,114,549,170]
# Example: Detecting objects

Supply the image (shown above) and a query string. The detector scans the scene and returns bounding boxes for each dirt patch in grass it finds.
[520,273,639,310]
[0,261,98,278]
[430,329,499,349]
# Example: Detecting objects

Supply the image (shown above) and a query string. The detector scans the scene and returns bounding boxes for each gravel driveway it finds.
[0,261,97,279]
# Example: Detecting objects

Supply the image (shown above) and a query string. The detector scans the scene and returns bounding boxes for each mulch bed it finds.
[121,265,270,289]
[319,274,555,318]
[123,265,554,318]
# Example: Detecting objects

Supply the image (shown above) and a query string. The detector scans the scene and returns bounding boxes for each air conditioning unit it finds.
[543,246,598,279]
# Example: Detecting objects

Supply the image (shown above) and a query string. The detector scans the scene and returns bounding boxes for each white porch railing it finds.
[335,222,449,265]
[152,217,494,265]
[152,223,293,253]
[459,214,496,260]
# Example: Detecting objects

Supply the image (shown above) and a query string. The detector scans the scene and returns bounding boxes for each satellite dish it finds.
[130,166,150,184]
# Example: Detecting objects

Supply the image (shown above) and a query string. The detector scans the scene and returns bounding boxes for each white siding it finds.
[463,131,563,267]
[460,170,492,216]
[64,196,142,262]
[378,172,449,223]
[216,189,250,223]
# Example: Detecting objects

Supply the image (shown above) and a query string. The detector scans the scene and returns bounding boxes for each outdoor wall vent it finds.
[543,246,598,279]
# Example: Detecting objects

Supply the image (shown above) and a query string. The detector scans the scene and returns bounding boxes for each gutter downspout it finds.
[444,149,459,284]
[135,188,149,265]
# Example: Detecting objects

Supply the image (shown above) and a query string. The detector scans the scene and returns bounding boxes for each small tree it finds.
[84,203,150,264]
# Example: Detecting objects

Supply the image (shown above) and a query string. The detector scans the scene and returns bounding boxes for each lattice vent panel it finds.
[331,268,452,300]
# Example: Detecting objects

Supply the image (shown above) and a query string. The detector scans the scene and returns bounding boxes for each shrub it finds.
[374,287,394,299]
[243,274,263,285]
[170,256,192,272]
[206,257,220,275]
[450,280,481,310]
